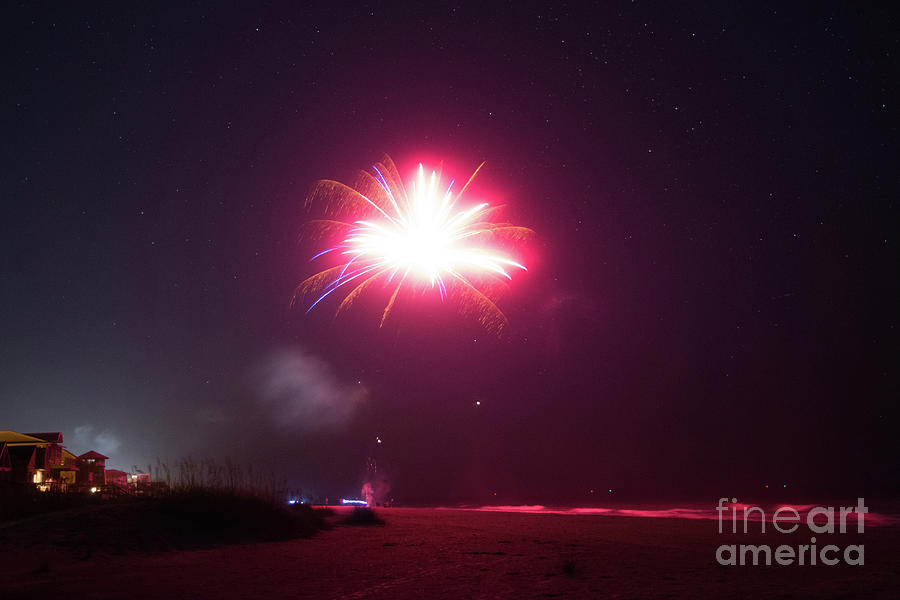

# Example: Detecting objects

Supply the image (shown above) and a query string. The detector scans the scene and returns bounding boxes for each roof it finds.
[78,450,109,460]
[0,431,49,445]
[105,469,128,476]
[24,432,63,443]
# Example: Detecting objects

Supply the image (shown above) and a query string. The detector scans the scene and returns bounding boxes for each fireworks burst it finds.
[295,155,531,333]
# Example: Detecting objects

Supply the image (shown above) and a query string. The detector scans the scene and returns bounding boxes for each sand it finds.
[1,506,897,598]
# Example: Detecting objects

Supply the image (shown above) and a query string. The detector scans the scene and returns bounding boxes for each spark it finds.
[295,155,531,333]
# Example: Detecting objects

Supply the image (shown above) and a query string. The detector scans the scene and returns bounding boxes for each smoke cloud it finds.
[251,348,366,431]
[72,424,122,456]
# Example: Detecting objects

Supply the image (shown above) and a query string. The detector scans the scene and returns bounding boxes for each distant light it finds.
[608,489,613,493]
[341,498,367,505]
[90,487,98,493]
[376,436,382,444]
[287,499,298,505]
[765,484,769,488]
[475,401,481,406]
[783,484,787,488]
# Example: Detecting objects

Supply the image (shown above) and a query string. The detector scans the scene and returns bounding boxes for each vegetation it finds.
[0,487,98,523]
[341,506,385,526]
[150,456,293,502]
[0,458,329,554]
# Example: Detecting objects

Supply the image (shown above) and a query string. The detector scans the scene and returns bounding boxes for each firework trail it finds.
[295,155,531,333]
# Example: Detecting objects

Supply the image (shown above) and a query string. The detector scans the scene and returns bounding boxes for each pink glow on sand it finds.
[445,504,900,527]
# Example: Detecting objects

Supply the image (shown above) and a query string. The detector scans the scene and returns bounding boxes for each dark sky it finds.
[2,2,897,503]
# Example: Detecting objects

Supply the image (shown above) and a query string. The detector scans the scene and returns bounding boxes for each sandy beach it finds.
[1,506,897,599]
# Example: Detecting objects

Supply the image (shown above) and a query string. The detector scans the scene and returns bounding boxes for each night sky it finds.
[3,3,897,503]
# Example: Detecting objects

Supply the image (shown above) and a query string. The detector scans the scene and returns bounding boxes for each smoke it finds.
[251,348,366,431]
[362,456,392,505]
[183,347,368,495]
[363,474,392,505]
[71,424,121,455]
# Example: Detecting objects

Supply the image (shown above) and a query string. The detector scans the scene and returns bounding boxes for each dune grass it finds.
[0,457,329,553]
[0,487,98,523]
[341,506,385,526]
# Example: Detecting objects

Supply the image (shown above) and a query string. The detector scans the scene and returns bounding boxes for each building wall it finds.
[8,446,36,485]
[76,458,107,490]
[105,470,128,489]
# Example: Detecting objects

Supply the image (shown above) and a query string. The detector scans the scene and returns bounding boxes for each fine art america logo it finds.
[715,498,867,566]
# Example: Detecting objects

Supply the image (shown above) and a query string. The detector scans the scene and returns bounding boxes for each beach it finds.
[1,506,897,598]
